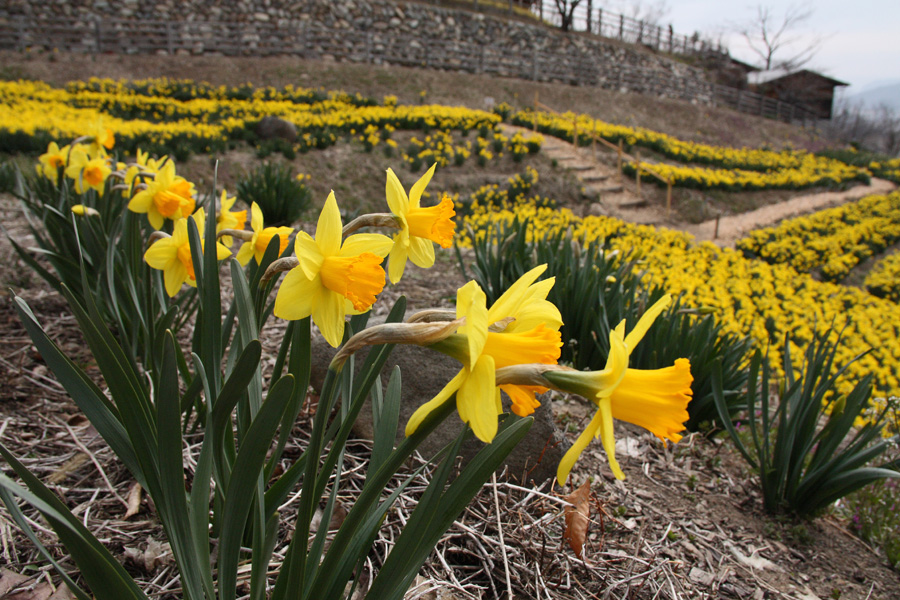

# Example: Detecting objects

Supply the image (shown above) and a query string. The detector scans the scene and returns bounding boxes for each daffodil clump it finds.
[450,166,557,219]
[398,128,542,171]
[869,157,900,184]
[864,250,900,302]
[626,156,866,192]
[736,192,900,281]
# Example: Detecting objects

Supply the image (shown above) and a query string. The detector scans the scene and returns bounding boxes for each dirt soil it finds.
[1,54,899,600]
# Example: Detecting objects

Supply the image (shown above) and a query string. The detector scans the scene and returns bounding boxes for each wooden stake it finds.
[636,161,642,196]
[666,178,672,216]
[617,139,623,178]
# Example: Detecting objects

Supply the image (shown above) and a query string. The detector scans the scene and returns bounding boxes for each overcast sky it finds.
[661,0,900,94]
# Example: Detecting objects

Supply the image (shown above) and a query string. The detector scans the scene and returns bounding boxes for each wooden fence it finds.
[0,16,817,125]
[532,0,715,56]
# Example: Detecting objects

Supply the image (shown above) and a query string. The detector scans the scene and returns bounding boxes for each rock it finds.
[255,115,297,142]
[309,330,566,484]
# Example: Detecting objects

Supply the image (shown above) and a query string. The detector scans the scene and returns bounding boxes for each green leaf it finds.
[11,295,143,485]
[369,368,402,480]
[156,332,210,600]
[217,374,295,600]
[367,415,533,600]
[0,487,93,600]
[0,448,149,600]
[210,340,262,489]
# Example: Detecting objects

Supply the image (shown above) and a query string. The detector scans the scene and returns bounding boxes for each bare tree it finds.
[825,100,900,156]
[731,3,822,71]
[551,0,584,32]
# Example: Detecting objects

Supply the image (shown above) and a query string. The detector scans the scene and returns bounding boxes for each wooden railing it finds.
[532,0,717,57]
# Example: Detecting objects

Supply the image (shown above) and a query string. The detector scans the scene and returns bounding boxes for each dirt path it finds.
[686,177,898,247]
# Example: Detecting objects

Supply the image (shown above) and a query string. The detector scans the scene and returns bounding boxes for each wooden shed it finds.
[750,69,849,120]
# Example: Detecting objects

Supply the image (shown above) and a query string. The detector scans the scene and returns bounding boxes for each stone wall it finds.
[0,0,715,104]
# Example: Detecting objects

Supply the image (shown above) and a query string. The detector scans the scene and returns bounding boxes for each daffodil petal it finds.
[405,369,467,436]
[407,236,435,268]
[388,240,409,284]
[385,168,408,216]
[597,398,625,480]
[144,240,174,270]
[316,192,342,257]
[624,294,671,352]
[273,268,319,321]
[458,354,498,443]
[456,281,488,369]
[164,262,188,298]
[313,289,346,347]
[557,408,604,486]
[148,210,164,231]
[250,202,263,232]
[340,233,394,258]
[215,242,232,260]
[235,242,254,267]
[487,264,547,324]
[294,232,324,279]
[408,163,437,208]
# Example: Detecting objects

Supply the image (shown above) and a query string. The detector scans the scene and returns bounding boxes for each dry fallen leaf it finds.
[563,478,592,558]
[124,482,142,519]
[0,568,31,595]
[0,568,75,600]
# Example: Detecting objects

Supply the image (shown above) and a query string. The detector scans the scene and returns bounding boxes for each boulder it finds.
[255,116,298,142]
[309,333,566,485]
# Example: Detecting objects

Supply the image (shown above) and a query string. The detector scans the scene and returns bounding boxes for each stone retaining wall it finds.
[1,0,714,104]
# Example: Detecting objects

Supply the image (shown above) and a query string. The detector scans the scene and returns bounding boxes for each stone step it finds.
[581,172,611,183]
[567,163,597,172]
[618,197,649,209]
[594,184,624,194]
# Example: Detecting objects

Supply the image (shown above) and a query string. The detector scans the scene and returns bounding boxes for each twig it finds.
[492,472,513,600]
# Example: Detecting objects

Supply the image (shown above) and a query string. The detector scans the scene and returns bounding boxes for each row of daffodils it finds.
[509,109,870,191]
[2,77,881,193]
[736,192,900,282]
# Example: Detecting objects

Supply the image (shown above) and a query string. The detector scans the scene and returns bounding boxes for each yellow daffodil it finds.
[385,164,456,283]
[144,209,231,297]
[64,146,111,196]
[406,265,563,443]
[86,118,115,155]
[236,202,293,265]
[36,141,71,183]
[273,192,393,347]
[71,204,99,217]
[128,160,196,230]
[546,295,693,484]
[216,190,247,248]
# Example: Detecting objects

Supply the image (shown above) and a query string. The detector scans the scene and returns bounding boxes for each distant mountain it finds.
[846,81,900,113]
